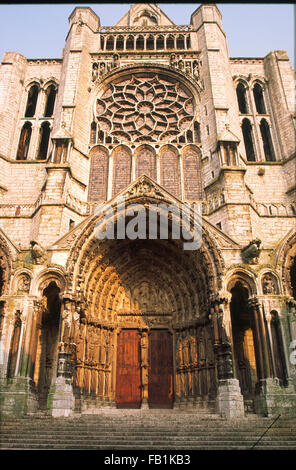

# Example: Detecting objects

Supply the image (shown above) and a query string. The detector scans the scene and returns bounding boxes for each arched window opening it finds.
[146,35,154,50]
[116,36,124,51]
[176,35,185,49]
[270,311,288,386]
[100,36,105,50]
[37,121,51,160]
[53,140,68,164]
[230,281,258,405]
[236,83,248,114]
[112,147,132,197]
[242,119,256,162]
[88,146,109,202]
[166,35,174,50]
[186,130,193,143]
[44,85,56,117]
[16,122,32,160]
[136,35,144,50]
[90,121,97,145]
[260,119,275,161]
[126,35,134,50]
[98,130,105,143]
[25,84,39,117]
[106,36,114,51]
[194,122,201,143]
[253,83,266,114]
[223,143,237,166]
[160,146,181,199]
[183,147,201,200]
[186,36,191,49]
[156,35,164,50]
[135,146,156,180]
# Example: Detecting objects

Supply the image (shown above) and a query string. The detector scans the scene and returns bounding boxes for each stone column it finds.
[47,298,76,417]
[0,303,40,417]
[212,295,245,418]
[0,301,6,378]
[250,297,296,416]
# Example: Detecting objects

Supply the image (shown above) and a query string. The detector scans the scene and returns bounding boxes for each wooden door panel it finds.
[116,329,141,408]
[148,329,173,408]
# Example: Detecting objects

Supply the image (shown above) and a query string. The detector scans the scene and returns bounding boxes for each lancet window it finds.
[236,78,276,162]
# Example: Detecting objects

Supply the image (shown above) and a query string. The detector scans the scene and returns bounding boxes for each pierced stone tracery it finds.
[94,73,198,145]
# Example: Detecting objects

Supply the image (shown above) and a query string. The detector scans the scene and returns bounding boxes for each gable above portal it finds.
[115,3,175,27]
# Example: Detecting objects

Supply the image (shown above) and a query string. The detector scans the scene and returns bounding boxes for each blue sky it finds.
[0,4,294,62]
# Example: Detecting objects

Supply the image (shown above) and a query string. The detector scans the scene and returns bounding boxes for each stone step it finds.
[1,436,295,445]
[1,413,295,451]
[1,443,296,450]
[0,430,269,437]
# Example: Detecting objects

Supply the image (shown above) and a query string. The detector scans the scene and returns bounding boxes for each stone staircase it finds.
[1,409,296,450]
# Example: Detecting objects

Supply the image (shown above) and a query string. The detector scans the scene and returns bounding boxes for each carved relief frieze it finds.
[117,312,172,329]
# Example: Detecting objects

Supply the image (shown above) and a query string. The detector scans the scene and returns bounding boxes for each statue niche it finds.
[17,273,31,294]
[262,273,279,295]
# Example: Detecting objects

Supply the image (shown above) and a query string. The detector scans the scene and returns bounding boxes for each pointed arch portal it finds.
[66,186,224,410]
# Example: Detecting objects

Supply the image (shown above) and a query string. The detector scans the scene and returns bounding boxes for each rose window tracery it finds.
[95,73,197,144]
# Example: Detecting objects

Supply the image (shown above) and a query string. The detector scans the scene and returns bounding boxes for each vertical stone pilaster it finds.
[211,294,245,418]
[247,297,296,416]
[47,297,78,417]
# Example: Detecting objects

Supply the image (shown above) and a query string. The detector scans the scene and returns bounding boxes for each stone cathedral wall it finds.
[0,4,295,419]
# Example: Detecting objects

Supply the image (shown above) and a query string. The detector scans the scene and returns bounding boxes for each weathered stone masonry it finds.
[0,4,295,419]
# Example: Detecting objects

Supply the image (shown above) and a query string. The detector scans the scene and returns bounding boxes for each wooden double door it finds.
[116,329,173,408]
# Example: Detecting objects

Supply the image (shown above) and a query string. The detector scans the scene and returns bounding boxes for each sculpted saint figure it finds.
[60,301,72,349]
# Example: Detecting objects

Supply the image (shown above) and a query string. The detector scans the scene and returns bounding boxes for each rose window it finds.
[95,73,196,143]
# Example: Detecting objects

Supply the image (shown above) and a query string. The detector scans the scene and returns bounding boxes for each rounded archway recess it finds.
[66,194,224,406]
[93,67,200,145]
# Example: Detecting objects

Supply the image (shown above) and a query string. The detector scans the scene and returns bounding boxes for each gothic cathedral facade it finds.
[0,4,295,419]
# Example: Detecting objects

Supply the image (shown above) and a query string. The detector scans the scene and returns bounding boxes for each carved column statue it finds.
[248,297,296,416]
[47,298,79,418]
[210,294,234,380]
[60,300,73,353]
[248,297,272,380]
[140,330,149,408]
[211,293,245,418]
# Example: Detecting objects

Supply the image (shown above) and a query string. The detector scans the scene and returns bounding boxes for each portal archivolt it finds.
[65,194,224,409]
[71,237,218,408]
